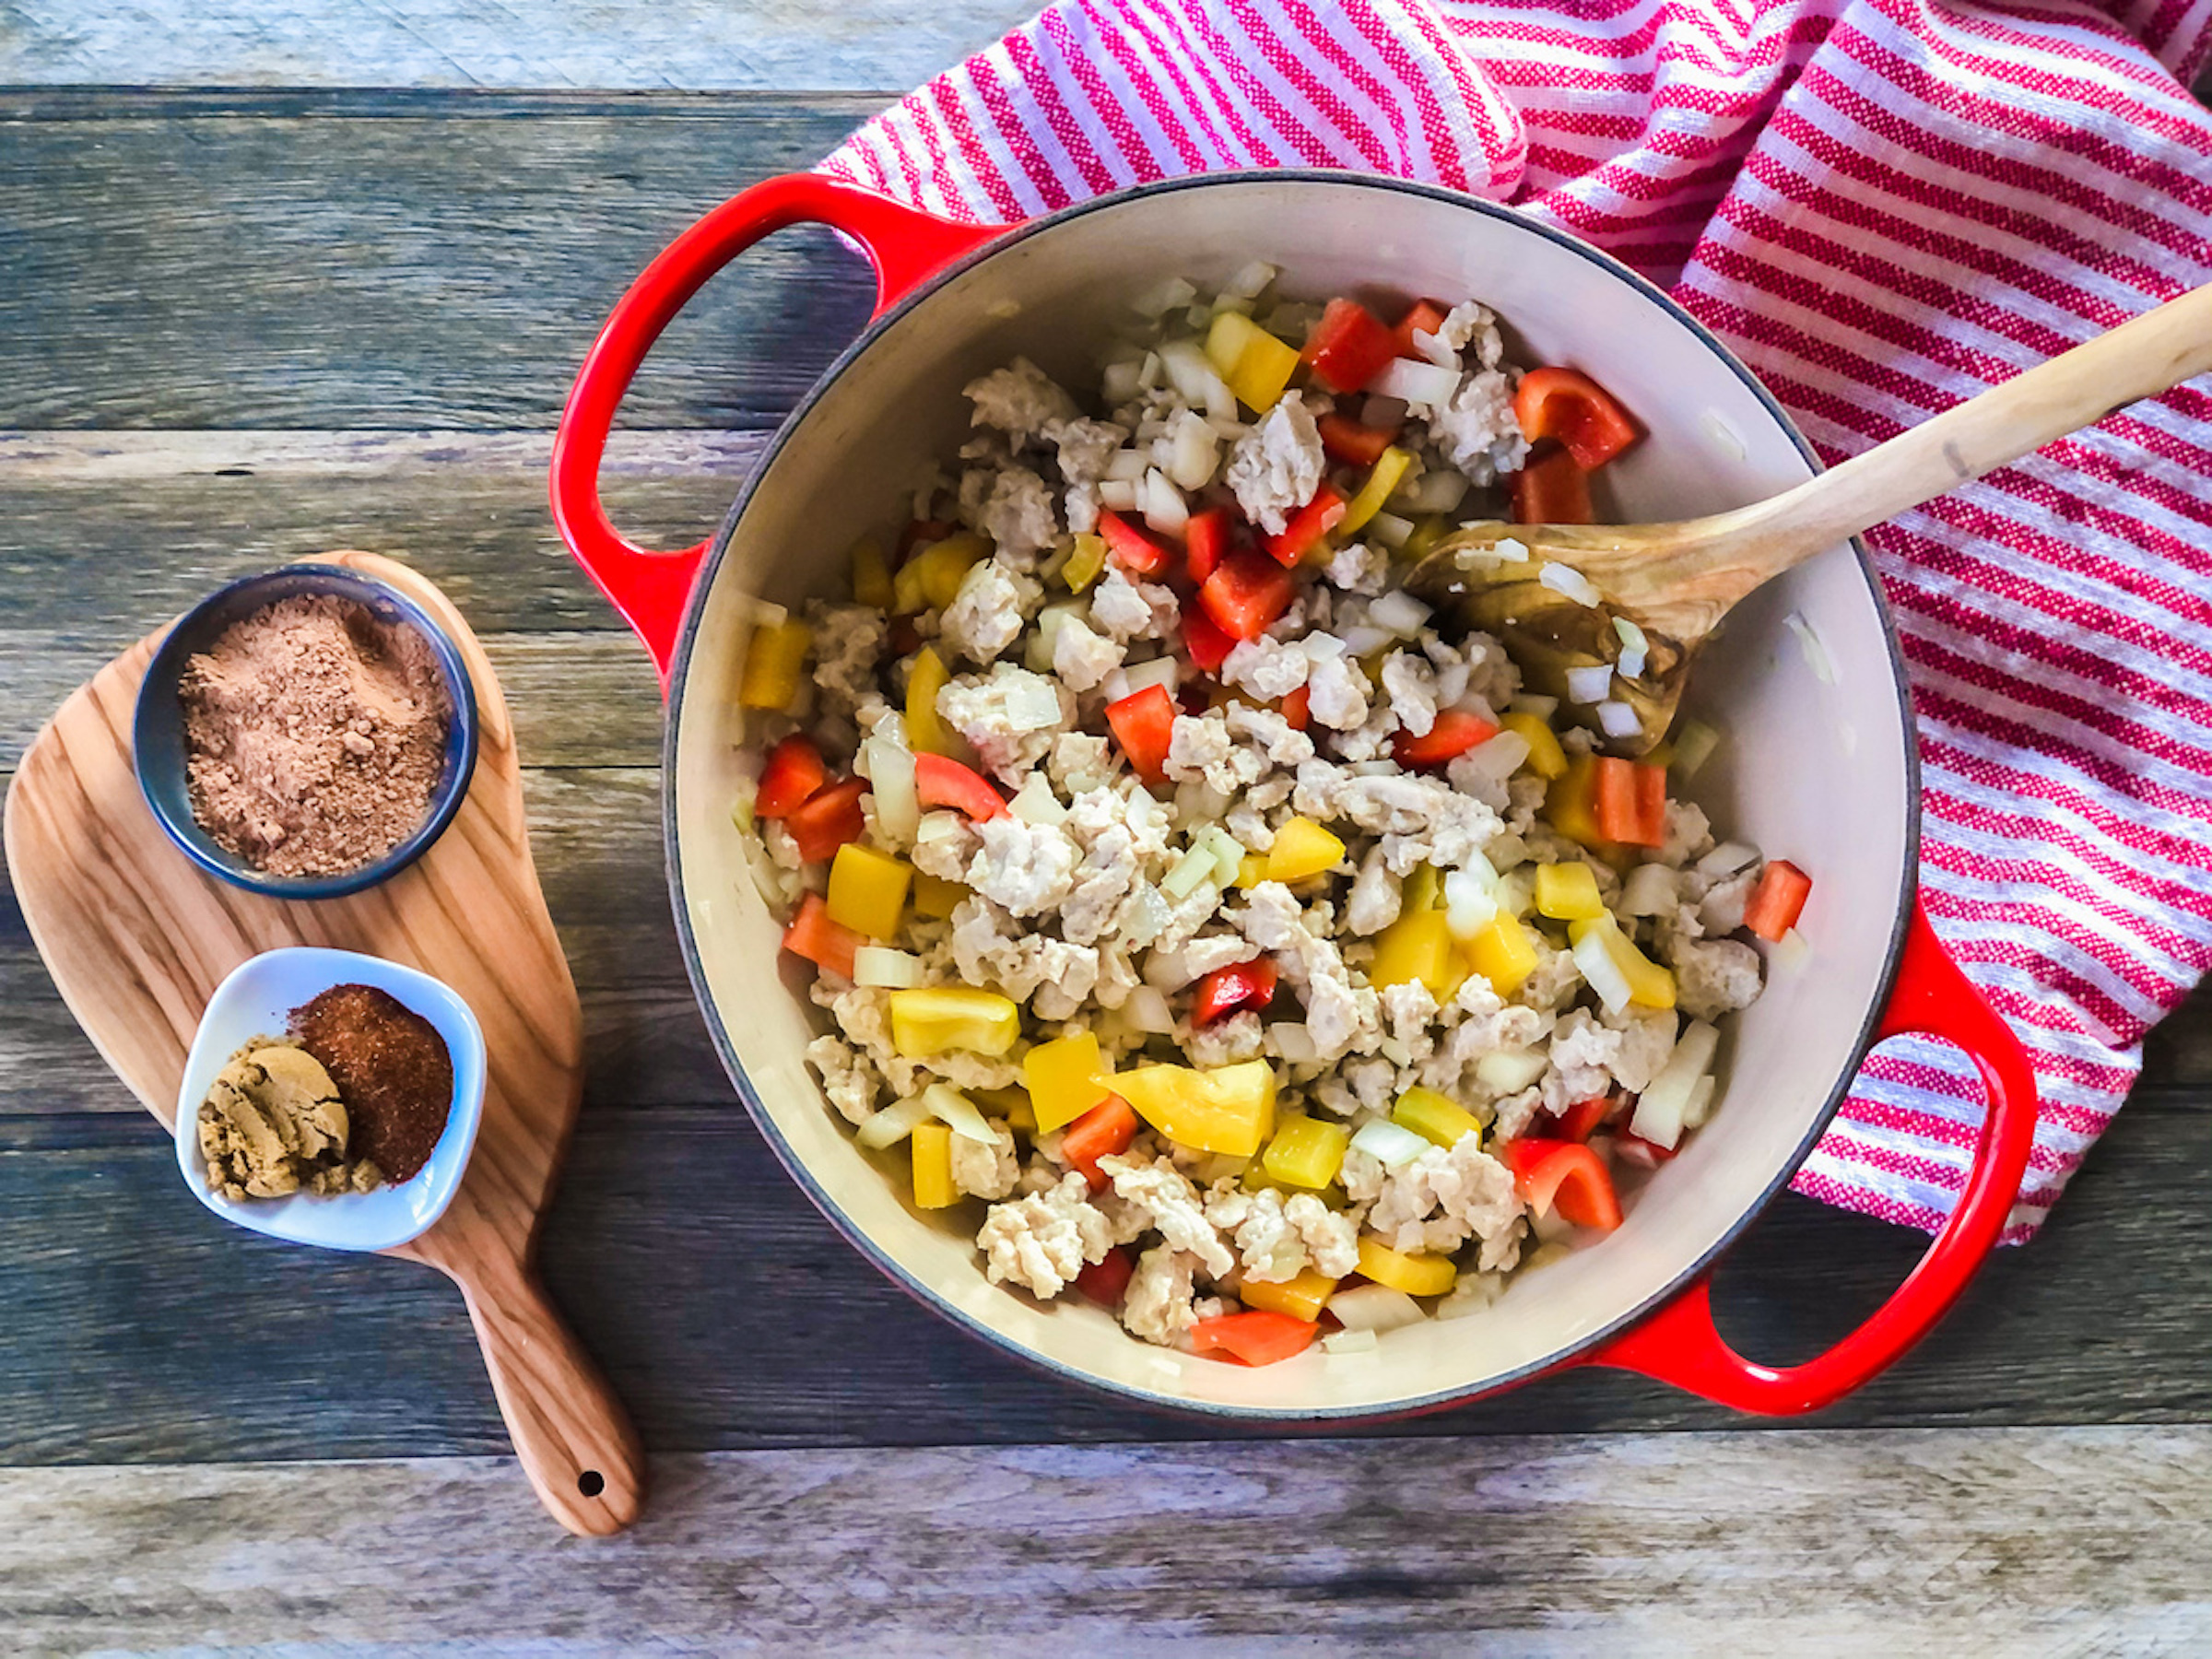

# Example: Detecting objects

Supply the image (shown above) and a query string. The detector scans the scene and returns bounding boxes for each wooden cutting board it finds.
[2,550,644,1536]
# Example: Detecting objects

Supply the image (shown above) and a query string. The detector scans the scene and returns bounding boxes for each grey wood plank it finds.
[0,2,1034,93]
[2,1427,2204,1655]
[0,1078,2200,1465]
[0,92,882,428]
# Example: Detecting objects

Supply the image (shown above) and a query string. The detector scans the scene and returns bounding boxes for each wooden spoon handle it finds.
[1694,279,2212,575]
[442,1245,646,1536]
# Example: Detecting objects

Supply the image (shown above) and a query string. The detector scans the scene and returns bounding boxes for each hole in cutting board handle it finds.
[578,1470,606,1498]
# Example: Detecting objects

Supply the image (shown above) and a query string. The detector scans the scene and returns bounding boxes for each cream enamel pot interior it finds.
[552,171,2037,1418]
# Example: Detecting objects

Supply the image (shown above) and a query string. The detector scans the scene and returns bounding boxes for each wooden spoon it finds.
[1406,281,2212,755]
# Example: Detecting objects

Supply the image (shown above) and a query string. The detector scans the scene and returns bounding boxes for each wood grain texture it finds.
[2,552,641,1533]
[0,1,1036,91]
[2,1427,2205,1654]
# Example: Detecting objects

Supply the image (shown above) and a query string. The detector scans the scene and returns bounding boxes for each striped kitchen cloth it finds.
[820,0,2212,1241]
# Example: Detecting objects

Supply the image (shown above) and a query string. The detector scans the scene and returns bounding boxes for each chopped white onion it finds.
[1101,359,1143,404]
[1772,927,1812,974]
[1003,675,1065,731]
[853,947,923,990]
[1620,862,1678,917]
[1270,1022,1318,1064]
[855,1096,935,1149]
[1098,478,1141,512]
[1349,759,1399,777]
[730,776,758,835]
[1596,700,1643,739]
[1221,259,1278,300]
[1322,1327,1380,1356]
[1369,589,1431,637]
[1565,663,1614,704]
[1137,349,1163,391]
[1130,276,1197,319]
[1335,624,1395,657]
[1784,611,1837,684]
[1105,448,1150,482]
[1167,410,1219,491]
[1142,468,1190,537]
[1630,1019,1719,1150]
[1509,692,1559,719]
[1200,826,1246,885]
[1209,292,1254,320]
[1492,867,1535,920]
[1477,1047,1549,1093]
[1010,773,1067,828]
[1696,841,1760,879]
[1444,869,1499,941]
[1116,654,1179,700]
[1126,984,1176,1034]
[1326,1283,1427,1333]
[1540,562,1604,607]
[1617,643,1648,681]
[1116,883,1171,947]
[1612,615,1649,658]
[1455,730,1530,784]
[1572,925,1634,1015]
[1162,843,1217,899]
[1143,947,1194,992]
[1671,719,1721,779]
[1493,535,1530,562]
[865,736,920,843]
[914,809,968,852]
[1403,467,1471,515]
[921,1082,999,1144]
[1367,511,1414,550]
[1026,601,1084,674]
[1409,324,1459,371]
[1349,1118,1431,1171]
[1701,408,1748,462]
[1683,1072,1719,1130]
[1371,356,1461,409]
[1158,338,1235,421]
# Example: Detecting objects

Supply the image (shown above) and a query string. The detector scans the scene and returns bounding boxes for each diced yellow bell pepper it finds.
[1239,1268,1338,1323]
[1371,909,1455,996]
[1393,1086,1483,1150]
[1266,816,1347,884]
[912,870,967,918]
[1340,446,1415,535]
[1205,312,1300,413]
[1024,1032,1113,1134]
[737,619,811,711]
[905,646,951,756]
[1261,1115,1350,1190]
[1501,712,1569,781]
[1568,913,1677,1009]
[1641,738,1677,771]
[1402,863,1441,914]
[888,987,1020,1057]
[850,536,894,610]
[1234,853,1269,890]
[911,1122,958,1209]
[1547,753,1623,855]
[1062,531,1108,594]
[827,843,912,939]
[1534,861,1606,923]
[890,530,991,616]
[971,1085,1036,1134]
[1114,1059,1277,1159]
[1357,1235,1458,1298]
[1465,912,1539,997]
[1244,1164,1348,1206]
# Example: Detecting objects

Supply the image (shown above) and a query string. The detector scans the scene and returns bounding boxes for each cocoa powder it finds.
[178,594,452,877]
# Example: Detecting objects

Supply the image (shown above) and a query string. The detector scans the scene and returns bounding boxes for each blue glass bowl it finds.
[134,565,479,900]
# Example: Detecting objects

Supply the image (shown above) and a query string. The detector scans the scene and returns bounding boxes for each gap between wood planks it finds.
[1,1426,2204,1653]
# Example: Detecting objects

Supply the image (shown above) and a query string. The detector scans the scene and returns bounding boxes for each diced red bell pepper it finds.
[781,892,864,980]
[1182,606,1236,676]
[1265,485,1348,567]
[1098,508,1172,576]
[1511,445,1594,525]
[1076,1246,1136,1307]
[914,751,1008,821]
[1198,549,1298,643]
[1592,757,1666,848]
[1192,958,1278,1025]
[1392,710,1501,770]
[1062,1094,1139,1192]
[1189,1309,1321,1366]
[1317,410,1402,468]
[1105,682,1177,784]
[1614,1130,1678,1169]
[897,517,954,559]
[755,732,828,819]
[1743,859,1813,942]
[1183,505,1232,584]
[1513,367,1641,470]
[1502,1138,1624,1230]
[1553,1094,1614,1144]
[1300,297,1400,395]
[1391,299,1449,358]
[1280,684,1311,731]
[784,776,868,864]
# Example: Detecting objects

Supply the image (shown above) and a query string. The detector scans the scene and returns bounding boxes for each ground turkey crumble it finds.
[737,270,1784,1359]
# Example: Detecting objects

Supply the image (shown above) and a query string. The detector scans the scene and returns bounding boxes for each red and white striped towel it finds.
[821,0,2212,1241]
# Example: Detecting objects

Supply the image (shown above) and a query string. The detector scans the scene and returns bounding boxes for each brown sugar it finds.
[178,593,453,877]
[290,983,454,1182]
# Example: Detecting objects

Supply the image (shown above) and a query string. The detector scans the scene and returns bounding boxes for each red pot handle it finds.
[1589,898,2038,1413]
[549,175,1004,688]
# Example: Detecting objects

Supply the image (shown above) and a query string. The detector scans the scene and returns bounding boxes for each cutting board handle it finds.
[444,1242,646,1535]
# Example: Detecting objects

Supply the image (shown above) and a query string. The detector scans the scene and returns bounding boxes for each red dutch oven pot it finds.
[551,172,2037,1418]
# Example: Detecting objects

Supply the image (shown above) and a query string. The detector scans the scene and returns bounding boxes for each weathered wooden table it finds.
[2,10,2206,1652]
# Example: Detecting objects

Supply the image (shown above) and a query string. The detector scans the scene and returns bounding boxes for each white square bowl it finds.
[174,947,487,1252]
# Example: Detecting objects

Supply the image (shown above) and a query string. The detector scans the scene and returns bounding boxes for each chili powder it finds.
[290,983,453,1182]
